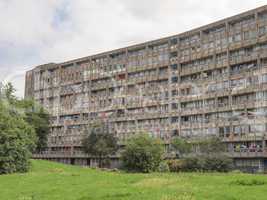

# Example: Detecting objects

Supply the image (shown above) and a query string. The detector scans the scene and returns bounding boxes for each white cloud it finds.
[0,0,266,97]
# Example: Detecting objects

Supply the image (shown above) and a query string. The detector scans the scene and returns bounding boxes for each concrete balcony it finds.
[179,107,205,116]
[222,135,265,142]
[228,41,243,51]
[258,35,267,44]
[215,60,228,68]
[59,109,82,115]
[229,54,258,66]
[170,45,178,52]
[180,63,215,76]
[228,151,267,158]
[33,151,102,159]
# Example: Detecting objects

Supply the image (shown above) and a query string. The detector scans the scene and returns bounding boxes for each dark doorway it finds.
[70,158,75,165]
[87,158,91,166]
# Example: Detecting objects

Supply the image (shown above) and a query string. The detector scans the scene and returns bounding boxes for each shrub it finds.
[171,137,192,158]
[232,179,266,186]
[167,159,186,172]
[0,102,36,174]
[122,134,164,173]
[167,158,202,172]
[197,137,227,155]
[184,155,233,172]
[231,169,243,174]
[202,155,233,172]
[167,155,233,173]
[157,161,170,173]
[167,136,233,173]
[183,157,203,172]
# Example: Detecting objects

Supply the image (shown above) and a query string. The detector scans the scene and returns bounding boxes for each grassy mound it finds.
[0,160,267,200]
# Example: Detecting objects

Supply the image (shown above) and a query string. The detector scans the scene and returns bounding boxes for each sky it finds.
[0,0,266,97]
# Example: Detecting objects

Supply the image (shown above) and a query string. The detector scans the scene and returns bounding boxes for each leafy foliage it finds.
[82,121,118,167]
[196,137,227,155]
[1,82,16,104]
[231,179,266,186]
[0,82,49,174]
[122,134,164,173]
[157,161,170,173]
[0,100,36,174]
[167,159,186,172]
[199,155,233,172]
[20,99,50,152]
[167,156,233,172]
[168,137,233,172]
[171,137,192,158]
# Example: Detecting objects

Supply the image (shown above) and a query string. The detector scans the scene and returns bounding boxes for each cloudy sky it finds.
[0,0,266,97]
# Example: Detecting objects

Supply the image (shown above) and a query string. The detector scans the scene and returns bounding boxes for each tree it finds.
[1,82,17,104]
[171,137,192,158]
[81,122,118,168]
[20,99,50,152]
[121,133,164,173]
[0,82,50,174]
[167,137,233,172]
[196,137,227,155]
[0,100,36,174]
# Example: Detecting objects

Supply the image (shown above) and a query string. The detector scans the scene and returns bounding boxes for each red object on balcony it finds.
[118,74,126,80]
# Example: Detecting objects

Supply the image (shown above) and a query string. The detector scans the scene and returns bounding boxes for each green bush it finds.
[201,155,233,172]
[167,155,233,173]
[184,157,202,172]
[232,179,266,186]
[122,134,164,173]
[0,102,36,174]
[167,159,186,172]
[157,161,170,173]
[167,158,199,172]
[231,169,243,174]
[184,156,233,172]
[171,137,191,158]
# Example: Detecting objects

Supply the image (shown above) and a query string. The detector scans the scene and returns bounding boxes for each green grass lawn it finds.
[1,160,267,200]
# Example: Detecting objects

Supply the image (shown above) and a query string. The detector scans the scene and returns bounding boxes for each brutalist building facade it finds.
[25,5,267,172]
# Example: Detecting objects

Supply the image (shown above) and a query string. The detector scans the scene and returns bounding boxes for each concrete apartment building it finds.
[25,5,267,172]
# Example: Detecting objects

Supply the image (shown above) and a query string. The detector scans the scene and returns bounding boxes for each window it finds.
[228,36,233,43]
[171,90,178,96]
[259,26,266,36]
[243,31,250,40]
[170,38,178,45]
[250,30,257,39]
[261,74,267,83]
[171,64,178,70]
[259,12,267,20]
[171,76,178,83]
[171,104,178,110]
[234,33,241,42]
[181,49,189,56]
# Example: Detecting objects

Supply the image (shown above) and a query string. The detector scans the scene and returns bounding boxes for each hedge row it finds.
[167,155,233,172]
